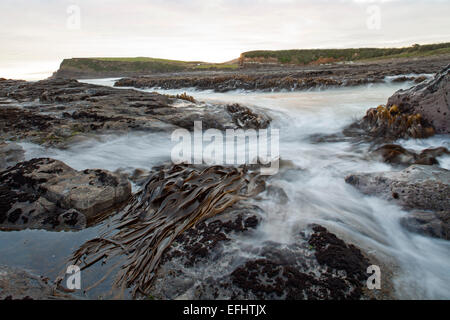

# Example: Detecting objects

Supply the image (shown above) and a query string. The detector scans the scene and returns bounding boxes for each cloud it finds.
[0,0,449,78]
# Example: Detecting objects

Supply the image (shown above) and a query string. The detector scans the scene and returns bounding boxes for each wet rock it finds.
[345,165,450,212]
[344,104,435,142]
[152,223,371,300]
[265,185,289,204]
[400,211,449,240]
[129,168,151,186]
[226,103,271,129]
[387,64,449,134]
[371,144,448,166]
[418,147,450,163]
[0,265,74,300]
[70,164,267,298]
[371,144,417,166]
[0,79,270,148]
[162,203,263,268]
[0,142,24,170]
[344,65,450,141]
[0,158,131,231]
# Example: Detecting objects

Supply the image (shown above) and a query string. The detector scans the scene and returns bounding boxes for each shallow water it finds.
[1,79,449,299]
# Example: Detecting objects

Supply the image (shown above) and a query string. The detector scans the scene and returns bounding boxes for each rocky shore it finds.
[344,64,450,240]
[113,55,449,92]
[344,64,449,143]
[1,61,449,300]
[0,158,131,231]
[0,78,270,148]
[68,163,376,300]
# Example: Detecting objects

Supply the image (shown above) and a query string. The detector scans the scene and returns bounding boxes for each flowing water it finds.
[1,78,449,299]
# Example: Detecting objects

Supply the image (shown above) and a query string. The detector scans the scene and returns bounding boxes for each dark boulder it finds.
[0,158,131,231]
[387,64,449,134]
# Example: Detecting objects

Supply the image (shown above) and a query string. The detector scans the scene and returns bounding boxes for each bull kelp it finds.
[69,164,265,297]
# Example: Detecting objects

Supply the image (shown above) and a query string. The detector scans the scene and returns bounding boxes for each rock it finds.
[0,142,25,170]
[0,79,270,148]
[0,265,74,300]
[265,185,289,204]
[345,165,450,212]
[400,211,449,240]
[371,144,418,166]
[387,64,449,134]
[344,65,449,141]
[69,164,267,298]
[112,56,449,93]
[226,103,271,129]
[0,158,131,231]
[151,223,371,300]
[371,144,448,166]
[344,104,435,142]
[129,168,151,186]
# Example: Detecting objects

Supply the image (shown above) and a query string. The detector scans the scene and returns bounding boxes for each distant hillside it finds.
[52,57,238,79]
[239,42,450,66]
[52,43,450,79]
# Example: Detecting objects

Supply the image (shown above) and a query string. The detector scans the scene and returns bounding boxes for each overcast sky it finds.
[1,0,449,79]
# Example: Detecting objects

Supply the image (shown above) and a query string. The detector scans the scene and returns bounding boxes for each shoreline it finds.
[112,55,449,92]
[0,64,449,300]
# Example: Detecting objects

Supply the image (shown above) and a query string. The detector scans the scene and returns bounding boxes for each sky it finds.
[0,0,449,79]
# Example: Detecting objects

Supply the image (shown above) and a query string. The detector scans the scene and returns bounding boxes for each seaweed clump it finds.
[69,164,265,297]
[345,104,435,142]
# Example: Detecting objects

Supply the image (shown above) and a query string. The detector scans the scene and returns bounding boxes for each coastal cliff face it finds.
[51,58,239,79]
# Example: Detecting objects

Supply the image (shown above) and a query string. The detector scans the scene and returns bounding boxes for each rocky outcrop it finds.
[70,164,267,297]
[0,78,270,148]
[344,104,436,142]
[346,165,450,240]
[0,158,131,231]
[113,56,449,93]
[69,162,373,300]
[345,64,449,141]
[371,144,449,166]
[151,221,371,300]
[0,265,74,300]
[400,210,449,240]
[386,64,449,134]
[0,142,24,170]
[345,165,449,212]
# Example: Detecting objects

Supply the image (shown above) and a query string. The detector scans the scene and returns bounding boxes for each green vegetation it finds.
[60,57,238,74]
[59,43,450,74]
[241,42,450,65]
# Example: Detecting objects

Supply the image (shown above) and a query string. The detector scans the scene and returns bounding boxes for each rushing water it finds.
[1,78,449,299]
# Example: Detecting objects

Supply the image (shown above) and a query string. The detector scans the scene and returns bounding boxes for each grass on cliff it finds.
[61,57,238,73]
[241,42,450,65]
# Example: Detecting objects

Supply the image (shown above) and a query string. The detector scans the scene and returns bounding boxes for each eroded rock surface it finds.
[0,265,74,300]
[345,165,449,212]
[0,78,270,148]
[371,144,449,166]
[346,165,450,240]
[344,65,449,141]
[0,142,24,170]
[400,210,449,240]
[386,64,449,134]
[151,221,371,300]
[0,158,131,231]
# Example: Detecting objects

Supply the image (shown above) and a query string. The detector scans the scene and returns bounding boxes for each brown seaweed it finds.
[69,164,265,297]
